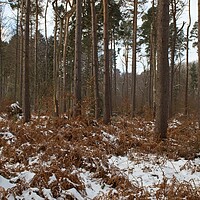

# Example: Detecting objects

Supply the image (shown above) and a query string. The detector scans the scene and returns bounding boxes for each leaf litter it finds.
[0,114,199,199]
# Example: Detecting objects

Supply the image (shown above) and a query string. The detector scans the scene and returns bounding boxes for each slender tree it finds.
[184,0,191,116]
[155,0,170,139]
[131,0,138,117]
[23,0,31,122]
[19,0,24,105]
[34,0,39,111]
[44,0,49,85]
[14,2,20,101]
[62,0,75,113]
[198,0,200,126]
[103,0,111,124]
[53,1,59,116]
[169,0,185,117]
[90,0,100,119]
[73,0,82,117]
[0,5,2,101]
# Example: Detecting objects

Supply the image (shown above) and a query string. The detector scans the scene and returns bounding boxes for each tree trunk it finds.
[73,0,82,117]
[14,4,20,101]
[34,0,39,112]
[57,17,64,114]
[23,0,31,122]
[125,45,129,113]
[103,0,111,124]
[62,16,69,113]
[149,0,156,116]
[198,0,200,127]
[169,0,177,117]
[155,0,170,140]
[131,0,138,118]
[0,6,2,101]
[113,30,117,112]
[53,6,59,117]
[62,2,75,114]
[184,0,191,116]
[45,0,49,86]
[90,0,100,119]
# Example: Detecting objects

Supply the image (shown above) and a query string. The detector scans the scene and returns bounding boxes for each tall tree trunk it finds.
[62,16,69,113]
[57,17,64,114]
[149,0,156,117]
[45,0,49,86]
[73,0,82,117]
[125,45,129,113]
[15,4,20,101]
[198,0,200,127]
[19,0,24,105]
[103,0,111,124]
[113,30,117,111]
[90,0,100,119]
[53,5,59,117]
[0,6,2,101]
[23,0,31,122]
[169,0,177,117]
[34,0,39,112]
[62,2,75,114]
[184,0,191,116]
[131,0,138,117]
[155,0,170,140]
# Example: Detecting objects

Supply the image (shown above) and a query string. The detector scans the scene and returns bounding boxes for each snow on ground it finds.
[0,132,16,144]
[0,116,199,199]
[108,154,200,193]
[0,152,199,199]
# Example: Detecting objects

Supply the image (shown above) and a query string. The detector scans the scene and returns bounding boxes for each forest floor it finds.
[0,109,200,199]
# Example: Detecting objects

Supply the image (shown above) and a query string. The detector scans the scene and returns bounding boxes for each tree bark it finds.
[169,0,177,117]
[0,6,2,101]
[44,0,49,86]
[73,0,82,117]
[53,3,59,117]
[90,0,100,119]
[34,0,39,112]
[103,0,111,124]
[198,0,200,127]
[155,0,170,140]
[184,0,191,116]
[131,0,138,118]
[14,4,20,101]
[23,0,31,122]
[19,0,24,105]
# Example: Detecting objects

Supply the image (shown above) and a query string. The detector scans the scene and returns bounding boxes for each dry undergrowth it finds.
[0,113,200,199]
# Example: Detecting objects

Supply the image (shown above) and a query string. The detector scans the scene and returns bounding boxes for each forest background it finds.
[0,0,200,135]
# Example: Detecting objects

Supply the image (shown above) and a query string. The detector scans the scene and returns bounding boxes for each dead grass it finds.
[0,113,199,199]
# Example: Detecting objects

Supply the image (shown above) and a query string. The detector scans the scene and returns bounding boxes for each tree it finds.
[131,0,138,117]
[62,1,75,113]
[0,5,2,101]
[23,0,31,122]
[155,0,170,140]
[198,0,200,127]
[103,0,111,124]
[169,0,185,117]
[139,3,157,113]
[90,0,100,119]
[190,62,198,93]
[73,0,82,117]
[184,0,191,116]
